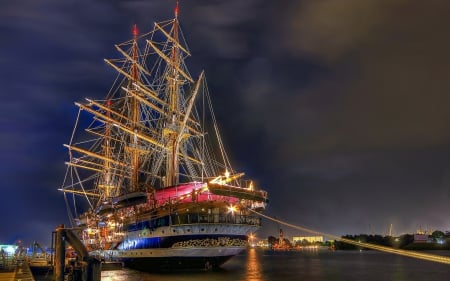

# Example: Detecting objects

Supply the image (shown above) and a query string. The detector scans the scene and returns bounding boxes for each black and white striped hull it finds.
[112,223,258,271]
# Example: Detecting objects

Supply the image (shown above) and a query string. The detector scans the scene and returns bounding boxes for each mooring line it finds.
[249,209,450,265]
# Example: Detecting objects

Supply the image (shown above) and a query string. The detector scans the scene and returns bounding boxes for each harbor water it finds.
[98,248,449,281]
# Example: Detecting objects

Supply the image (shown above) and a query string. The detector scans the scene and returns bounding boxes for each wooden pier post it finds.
[54,224,66,281]
[52,224,101,281]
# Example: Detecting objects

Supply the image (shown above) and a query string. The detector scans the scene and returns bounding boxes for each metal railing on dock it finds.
[0,252,15,271]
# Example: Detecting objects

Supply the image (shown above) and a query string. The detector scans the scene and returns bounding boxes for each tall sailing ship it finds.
[60,3,268,271]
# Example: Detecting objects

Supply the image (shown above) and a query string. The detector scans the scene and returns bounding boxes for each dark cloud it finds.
[276,0,450,151]
[229,0,450,236]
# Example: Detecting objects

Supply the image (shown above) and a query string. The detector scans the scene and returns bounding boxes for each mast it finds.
[164,1,182,187]
[129,24,140,191]
[99,99,114,198]
[64,1,207,196]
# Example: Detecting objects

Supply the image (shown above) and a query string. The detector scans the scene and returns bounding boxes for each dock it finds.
[0,261,35,281]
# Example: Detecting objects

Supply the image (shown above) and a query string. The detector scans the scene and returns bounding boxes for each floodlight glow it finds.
[228,205,237,214]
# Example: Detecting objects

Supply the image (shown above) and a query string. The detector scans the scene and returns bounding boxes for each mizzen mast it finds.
[98,98,115,198]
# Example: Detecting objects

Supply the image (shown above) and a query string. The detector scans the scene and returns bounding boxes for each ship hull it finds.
[99,239,246,271]
[95,222,257,271]
[121,248,241,271]
[29,265,53,275]
[28,256,53,275]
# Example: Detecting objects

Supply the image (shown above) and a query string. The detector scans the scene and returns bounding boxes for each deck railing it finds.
[126,213,261,232]
[170,213,261,226]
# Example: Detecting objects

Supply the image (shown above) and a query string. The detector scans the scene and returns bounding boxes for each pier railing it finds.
[0,252,15,271]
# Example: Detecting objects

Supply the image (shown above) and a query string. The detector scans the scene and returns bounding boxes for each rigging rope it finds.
[248,209,450,265]
[203,77,234,176]
[63,108,83,227]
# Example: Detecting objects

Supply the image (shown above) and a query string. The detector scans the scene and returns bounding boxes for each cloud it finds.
[253,1,450,155]
[279,0,405,63]
[228,0,450,236]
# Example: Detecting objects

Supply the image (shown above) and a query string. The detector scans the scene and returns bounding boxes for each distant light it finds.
[5,246,16,254]
[225,170,230,178]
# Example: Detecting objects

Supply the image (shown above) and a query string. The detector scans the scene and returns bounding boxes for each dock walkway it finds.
[0,261,35,281]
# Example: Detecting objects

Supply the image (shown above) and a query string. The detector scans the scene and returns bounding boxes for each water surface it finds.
[101,249,449,281]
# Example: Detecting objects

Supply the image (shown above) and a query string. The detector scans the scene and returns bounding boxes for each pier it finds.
[0,260,35,281]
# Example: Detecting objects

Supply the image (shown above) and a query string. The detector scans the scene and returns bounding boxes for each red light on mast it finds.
[132,24,138,37]
[175,1,179,17]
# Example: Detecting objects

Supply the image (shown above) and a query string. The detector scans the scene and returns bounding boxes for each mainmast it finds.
[129,24,141,191]
[163,1,182,187]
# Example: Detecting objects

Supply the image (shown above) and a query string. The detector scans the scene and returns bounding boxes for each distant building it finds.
[413,234,430,243]
[278,229,285,247]
[293,236,324,244]
[0,245,17,255]
[256,239,269,248]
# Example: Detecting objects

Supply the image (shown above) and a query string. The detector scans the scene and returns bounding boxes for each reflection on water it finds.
[245,248,263,281]
[100,250,450,281]
[102,270,130,281]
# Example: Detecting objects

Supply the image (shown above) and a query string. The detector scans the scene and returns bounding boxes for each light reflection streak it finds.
[245,248,264,281]
[101,269,129,281]
[249,209,450,265]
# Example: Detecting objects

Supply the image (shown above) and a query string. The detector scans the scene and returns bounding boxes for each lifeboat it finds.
[112,192,148,209]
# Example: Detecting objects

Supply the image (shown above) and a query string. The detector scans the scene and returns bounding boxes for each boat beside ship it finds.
[28,255,52,274]
[59,2,268,271]
[28,242,53,274]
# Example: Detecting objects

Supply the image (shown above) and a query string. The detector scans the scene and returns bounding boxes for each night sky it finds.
[1,0,450,246]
